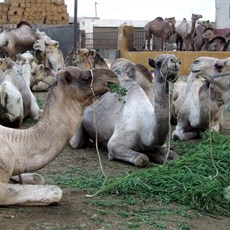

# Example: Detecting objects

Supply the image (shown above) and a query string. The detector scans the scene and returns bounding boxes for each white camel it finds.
[0,57,42,126]
[172,57,230,141]
[70,54,181,167]
[175,14,203,51]
[0,66,118,206]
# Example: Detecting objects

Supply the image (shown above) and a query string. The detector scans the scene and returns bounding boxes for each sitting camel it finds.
[201,36,226,51]
[70,54,181,167]
[33,38,65,71]
[0,21,42,58]
[0,58,42,127]
[72,48,109,70]
[31,64,57,92]
[172,57,230,141]
[0,66,118,206]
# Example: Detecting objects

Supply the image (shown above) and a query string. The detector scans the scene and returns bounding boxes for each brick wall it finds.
[0,0,69,25]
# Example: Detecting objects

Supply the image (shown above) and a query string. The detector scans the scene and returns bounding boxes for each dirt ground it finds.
[0,144,230,230]
[1,92,230,230]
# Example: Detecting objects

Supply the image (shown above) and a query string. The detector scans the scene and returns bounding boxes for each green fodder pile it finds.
[53,131,230,217]
[100,131,230,216]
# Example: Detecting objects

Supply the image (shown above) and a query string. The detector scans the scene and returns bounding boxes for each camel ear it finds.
[148,58,156,68]
[63,71,72,84]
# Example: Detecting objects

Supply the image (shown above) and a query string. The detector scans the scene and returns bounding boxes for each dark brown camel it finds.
[201,36,226,51]
[143,17,176,51]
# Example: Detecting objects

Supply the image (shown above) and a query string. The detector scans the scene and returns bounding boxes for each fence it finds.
[83,29,172,52]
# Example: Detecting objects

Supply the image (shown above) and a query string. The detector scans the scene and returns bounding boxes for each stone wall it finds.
[0,0,69,25]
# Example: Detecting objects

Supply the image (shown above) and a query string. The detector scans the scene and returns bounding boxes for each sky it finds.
[65,0,216,22]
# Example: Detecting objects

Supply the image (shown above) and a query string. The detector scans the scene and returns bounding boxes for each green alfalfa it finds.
[100,131,230,216]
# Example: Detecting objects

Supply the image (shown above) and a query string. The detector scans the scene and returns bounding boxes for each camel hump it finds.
[155,17,164,21]
[17,21,32,28]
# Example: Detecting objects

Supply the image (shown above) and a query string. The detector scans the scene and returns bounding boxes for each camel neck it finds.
[3,85,83,174]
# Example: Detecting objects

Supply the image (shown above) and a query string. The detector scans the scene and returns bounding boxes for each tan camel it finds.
[172,57,230,140]
[31,64,57,92]
[0,66,118,206]
[175,14,203,50]
[0,21,42,58]
[70,54,181,167]
[143,17,176,50]
[72,48,109,70]
[33,38,65,71]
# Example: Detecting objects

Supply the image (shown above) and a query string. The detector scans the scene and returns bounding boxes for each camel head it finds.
[74,48,109,70]
[190,57,230,91]
[197,20,212,28]
[164,17,176,26]
[191,13,203,21]
[148,54,181,83]
[55,66,119,104]
[202,28,215,40]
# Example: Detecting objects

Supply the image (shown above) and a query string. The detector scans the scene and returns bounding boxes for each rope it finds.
[86,69,107,198]
[159,56,173,165]
[208,59,219,178]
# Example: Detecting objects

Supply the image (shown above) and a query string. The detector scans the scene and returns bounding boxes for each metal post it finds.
[95,2,98,18]
[72,0,78,63]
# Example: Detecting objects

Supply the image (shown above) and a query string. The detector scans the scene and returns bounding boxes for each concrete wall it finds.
[118,25,230,76]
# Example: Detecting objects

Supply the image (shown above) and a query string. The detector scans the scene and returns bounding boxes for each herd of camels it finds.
[143,13,230,51]
[0,21,229,206]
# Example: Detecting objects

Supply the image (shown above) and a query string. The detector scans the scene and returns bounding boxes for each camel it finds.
[0,21,42,58]
[172,57,230,141]
[33,38,65,71]
[175,14,203,50]
[72,48,109,70]
[70,54,181,167]
[192,20,213,51]
[0,65,118,206]
[31,64,57,92]
[143,17,176,51]
[201,36,226,51]
[0,58,42,126]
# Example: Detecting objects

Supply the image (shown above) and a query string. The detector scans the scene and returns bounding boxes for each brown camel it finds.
[0,66,118,206]
[0,21,42,58]
[175,14,203,50]
[143,17,176,50]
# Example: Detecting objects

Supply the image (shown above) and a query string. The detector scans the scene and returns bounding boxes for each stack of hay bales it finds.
[0,0,69,25]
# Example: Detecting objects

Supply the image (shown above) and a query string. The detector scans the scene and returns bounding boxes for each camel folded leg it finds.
[145,146,179,164]
[107,144,149,167]
[10,173,45,185]
[0,182,62,206]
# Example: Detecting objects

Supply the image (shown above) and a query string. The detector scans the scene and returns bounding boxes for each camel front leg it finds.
[146,146,179,164]
[108,142,149,167]
[10,173,45,185]
[0,182,63,206]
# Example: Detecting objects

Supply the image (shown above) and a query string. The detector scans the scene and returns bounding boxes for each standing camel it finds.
[0,66,118,206]
[143,17,176,50]
[175,14,203,50]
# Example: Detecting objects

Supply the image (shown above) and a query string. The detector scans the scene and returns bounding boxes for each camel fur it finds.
[70,54,181,167]
[0,66,118,206]
[172,57,230,141]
